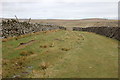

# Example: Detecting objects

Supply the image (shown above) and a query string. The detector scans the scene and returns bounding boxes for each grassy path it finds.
[2,30,118,78]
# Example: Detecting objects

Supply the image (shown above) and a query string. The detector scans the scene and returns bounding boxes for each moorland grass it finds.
[2,30,119,78]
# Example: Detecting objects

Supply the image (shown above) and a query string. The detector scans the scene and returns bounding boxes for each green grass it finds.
[2,30,119,78]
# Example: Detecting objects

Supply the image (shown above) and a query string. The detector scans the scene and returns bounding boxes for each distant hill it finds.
[28,18,118,28]
[81,18,108,20]
[1,18,118,33]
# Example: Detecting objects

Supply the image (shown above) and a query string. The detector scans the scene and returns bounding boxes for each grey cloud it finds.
[1,2,117,19]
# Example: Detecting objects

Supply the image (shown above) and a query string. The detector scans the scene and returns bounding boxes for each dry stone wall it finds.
[1,19,65,38]
[1,19,119,41]
[73,27,120,41]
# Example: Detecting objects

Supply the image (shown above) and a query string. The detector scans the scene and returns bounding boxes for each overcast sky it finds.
[0,0,119,19]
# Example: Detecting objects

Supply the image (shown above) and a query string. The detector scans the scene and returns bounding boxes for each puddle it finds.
[12,75,21,78]
[12,66,34,78]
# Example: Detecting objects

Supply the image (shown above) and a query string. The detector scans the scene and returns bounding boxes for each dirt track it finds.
[15,40,36,50]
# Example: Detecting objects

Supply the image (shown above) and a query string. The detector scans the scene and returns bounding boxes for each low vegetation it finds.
[2,30,119,78]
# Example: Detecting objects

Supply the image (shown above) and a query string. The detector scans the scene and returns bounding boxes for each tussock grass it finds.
[40,61,50,70]
[20,51,34,56]
[61,48,70,51]
[40,45,48,48]
[40,43,55,48]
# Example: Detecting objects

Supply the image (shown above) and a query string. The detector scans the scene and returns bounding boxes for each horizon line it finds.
[0,17,118,20]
